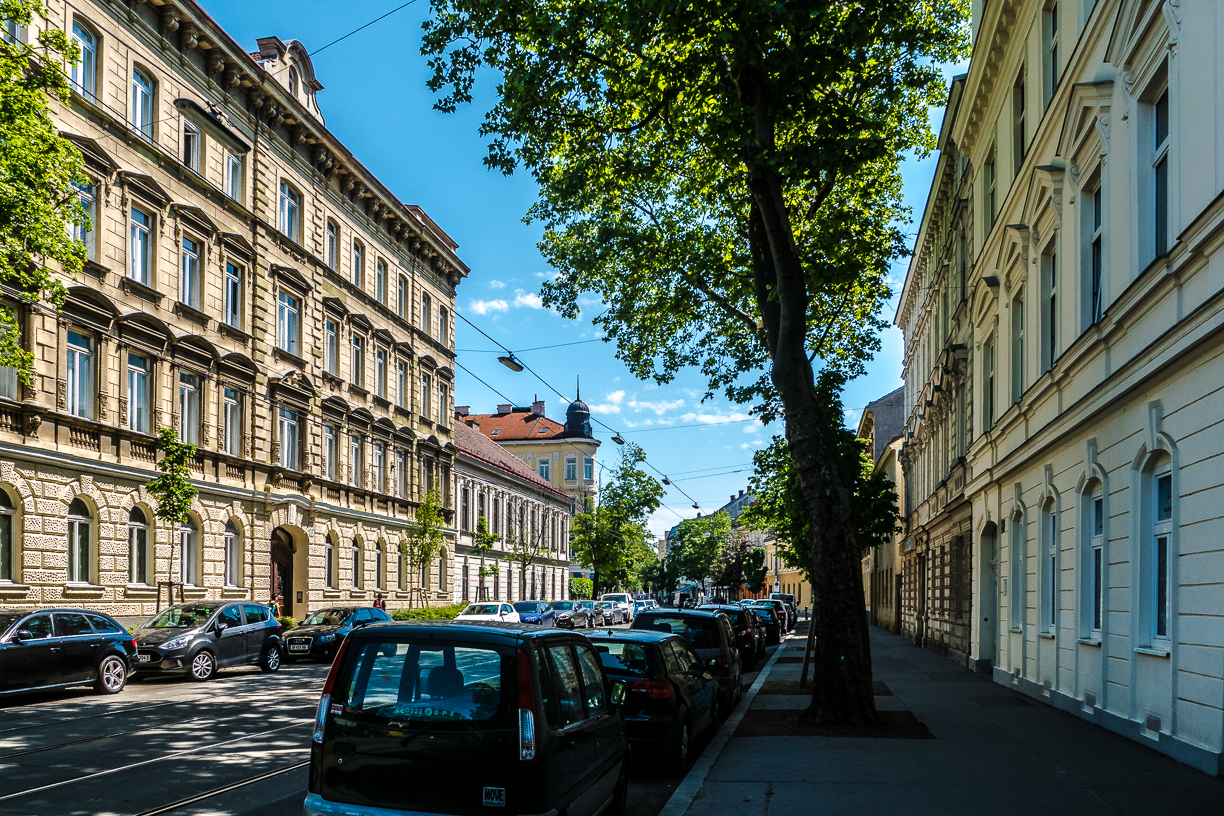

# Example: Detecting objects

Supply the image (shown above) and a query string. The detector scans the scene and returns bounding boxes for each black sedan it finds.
[283,607,391,661]
[747,603,782,645]
[0,608,137,697]
[587,629,719,771]
[549,600,593,629]
[135,602,284,681]
[595,601,625,626]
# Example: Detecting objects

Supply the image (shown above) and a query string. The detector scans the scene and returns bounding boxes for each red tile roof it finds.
[465,409,565,441]
[454,421,570,502]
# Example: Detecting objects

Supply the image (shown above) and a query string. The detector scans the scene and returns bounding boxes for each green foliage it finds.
[713,529,765,591]
[400,490,447,606]
[569,576,593,600]
[505,526,549,596]
[146,427,198,526]
[390,602,467,621]
[568,443,664,590]
[471,514,497,557]
[670,511,731,584]
[276,616,296,630]
[0,0,86,385]
[743,547,767,594]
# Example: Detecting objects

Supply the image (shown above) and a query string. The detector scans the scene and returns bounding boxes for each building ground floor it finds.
[0,449,457,627]
[900,493,973,664]
[455,549,570,605]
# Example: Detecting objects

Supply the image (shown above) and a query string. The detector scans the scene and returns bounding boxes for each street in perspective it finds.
[3,0,1224,814]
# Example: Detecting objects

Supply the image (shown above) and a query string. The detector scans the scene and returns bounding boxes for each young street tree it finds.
[400,489,447,608]
[1,0,87,384]
[424,0,967,723]
[146,427,198,529]
[506,526,549,600]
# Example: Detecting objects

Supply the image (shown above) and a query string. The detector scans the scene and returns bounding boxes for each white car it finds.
[599,592,634,622]
[455,603,520,623]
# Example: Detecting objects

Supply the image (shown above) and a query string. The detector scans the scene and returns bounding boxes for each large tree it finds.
[670,511,730,587]
[423,0,967,722]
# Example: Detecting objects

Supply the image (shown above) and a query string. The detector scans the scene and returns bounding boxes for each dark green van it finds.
[305,620,630,816]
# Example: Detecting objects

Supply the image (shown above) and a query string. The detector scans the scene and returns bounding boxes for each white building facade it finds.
[900,0,1224,774]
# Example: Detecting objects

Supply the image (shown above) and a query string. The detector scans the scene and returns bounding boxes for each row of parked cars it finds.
[453,595,660,628]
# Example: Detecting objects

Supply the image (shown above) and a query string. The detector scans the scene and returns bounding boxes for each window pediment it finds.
[219,351,257,380]
[271,264,311,294]
[172,203,220,237]
[119,171,171,207]
[322,295,349,318]
[118,312,172,352]
[60,131,116,172]
[349,313,373,334]
[221,232,255,258]
[64,286,118,331]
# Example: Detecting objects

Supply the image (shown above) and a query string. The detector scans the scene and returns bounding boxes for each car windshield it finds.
[461,604,501,616]
[551,602,574,610]
[591,641,652,676]
[513,603,539,613]
[301,609,353,626]
[639,615,722,649]
[143,605,217,629]
[335,639,513,727]
[597,602,613,609]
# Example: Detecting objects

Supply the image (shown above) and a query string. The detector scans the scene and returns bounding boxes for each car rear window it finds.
[638,615,722,649]
[85,614,124,634]
[590,640,653,677]
[462,604,501,615]
[335,639,513,726]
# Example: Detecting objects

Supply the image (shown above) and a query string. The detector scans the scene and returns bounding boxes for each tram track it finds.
[129,759,310,816]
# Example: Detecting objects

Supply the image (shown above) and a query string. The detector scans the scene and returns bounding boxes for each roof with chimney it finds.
[454,397,596,443]
[454,421,571,501]
[856,386,905,463]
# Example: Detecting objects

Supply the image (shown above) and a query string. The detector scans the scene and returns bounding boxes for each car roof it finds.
[585,629,675,644]
[636,609,722,620]
[350,619,582,644]
[2,608,119,616]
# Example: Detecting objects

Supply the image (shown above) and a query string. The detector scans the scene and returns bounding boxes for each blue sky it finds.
[207,0,955,538]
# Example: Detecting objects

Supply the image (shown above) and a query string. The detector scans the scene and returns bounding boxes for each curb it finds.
[656,634,798,816]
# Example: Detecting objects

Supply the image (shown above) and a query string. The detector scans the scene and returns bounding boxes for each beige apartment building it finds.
[899,0,1224,774]
[0,1,466,621]
[857,387,905,634]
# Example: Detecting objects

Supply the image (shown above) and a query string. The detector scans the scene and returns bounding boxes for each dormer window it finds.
[288,67,299,97]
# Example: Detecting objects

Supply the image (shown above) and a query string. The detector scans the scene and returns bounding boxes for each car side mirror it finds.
[610,680,626,706]
[10,629,32,644]
[215,622,229,634]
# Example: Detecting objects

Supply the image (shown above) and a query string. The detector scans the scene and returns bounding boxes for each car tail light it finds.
[516,648,537,762]
[710,655,730,677]
[629,680,674,699]
[130,636,138,652]
[312,637,350,745]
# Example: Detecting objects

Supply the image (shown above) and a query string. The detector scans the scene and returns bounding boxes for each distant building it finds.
[857,387,905,633]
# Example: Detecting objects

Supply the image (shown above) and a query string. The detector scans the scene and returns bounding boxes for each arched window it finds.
[70,21,98,99]
[437,554,445,592]
[67,498,91,583]
[351,539,361,588]
[1008,513,1024,631]
[324,536,335,589]
[131,67,154,139]
[375,543,384,590]
[398,547,406,591]
[1141,456,1174,645]
[376,260,388,304]
[288,66,299,96]
[1040,500,1058,635]
[223,522,241,587]
[0,491,16,583]
[179,517,198,586]
[128,507,149,585]
[438,308,449,347]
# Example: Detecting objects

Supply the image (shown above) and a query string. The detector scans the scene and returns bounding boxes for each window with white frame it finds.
[374,442,386,493]
[1041,502,1057,634]
[375,543,384,589]
[70,22,97,99]
[1147,465,1173,643]
[1044,2,1059,108]
[72,179,97,261]
[565,456,578,481]
[178,371,200,444]
[66,330,94,419]
[396,450,406,497]
[1091,491,1104,636]
[1153,87,1170,257]
[1086,183,1103,329]
[223,387,242,456]
[324,536,335,588]
[277,291,299,356]
[278,407,299,470]
[420,374,431,419]
[1011,291,1024,403]
[278,182,300,242]
[1009,515,1024,630]
[438,383,448,426]
[67,498,92,583]
[583,456,594,482]
[127,353,151,433]
[350,434,363,487]
[985,147,997,231]
[376,260,387,304]
[223,522,240,587]
[326,221,338,270]
[127,507,149,585]
[323,424,337,481]
[376,349,387,399]
[1041,249,1057,372]
[224,262,242,328]
[181,237,200,309]
[352,241,365,289]
[983,334,996,431]
[182,121,201,173]
[178,517,198,585]
[538,458,550,481]
[132,68,154,139]
[226,153,243,202]
[397,277,406,318]
[130,207,152,284]
[351,334,365,387]
[421,293,431,335]
[351,539,361,588]
[396,361,407,409]
[438,308,449,347]
[324,320,339,375]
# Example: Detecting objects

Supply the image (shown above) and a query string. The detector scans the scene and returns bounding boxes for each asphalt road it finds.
[0,625,778,816]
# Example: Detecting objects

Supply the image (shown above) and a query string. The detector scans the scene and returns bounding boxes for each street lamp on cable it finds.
[497,354,524,372]
[611,432,625,445]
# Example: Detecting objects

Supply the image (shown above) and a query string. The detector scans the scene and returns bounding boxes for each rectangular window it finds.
[397,278,406,319]
[420,374,431,419]
[1011,293,1024,403]
[1091,495,1104,634]
[983,336,995,431]
[323,424,337,481]
[1153,89,1170,257]
[350,434,363,488]
[1044,508,1057,633]
[324,320,339,375]
[351,335,365,387]
[985,149,997,230]
[182,121,200,172]
[538,458,551,481]
[396,451,406,497]
[461,487,470,531]
[70,23,96,99]
[397,362,407,409]
[132,69,154,139]
[130,207,152,284]
[178,372,201,444]
[66,330,94,419]
[226,153,243,202]
[1089,186,1103,326]
[1045,2,1059,107]
[1153,472,1172,640]
[1013,69,1026,174]
[326,221,338,270]
[583,456,594,482]
[277,292,299,356]
[439,309,449,347]
[374,443,386,493]
[565,456,578,481]
[279,408,299,470]
[180,237,200,309]
[72,180,97,261]
[438,383,448,426]
[127,353,151,433]
[1043,251,1057,372]
[421,293,431,335]
[376,261,387,304]
[352,242,364,288]
[223,387,242,457]
[224,263,242,328]
[278,183,300,242]
[376,349,387,399]
[1010,519,1024,629]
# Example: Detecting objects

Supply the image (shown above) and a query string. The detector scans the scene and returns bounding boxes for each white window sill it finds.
[1038,632,1055,640]
[1076,637,1102,647]
[1135,645,1171,659]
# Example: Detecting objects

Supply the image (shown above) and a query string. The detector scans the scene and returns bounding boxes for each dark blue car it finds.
[513,601,556,626]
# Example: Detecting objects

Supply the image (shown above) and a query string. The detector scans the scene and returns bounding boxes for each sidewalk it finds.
[678,625,1224,815]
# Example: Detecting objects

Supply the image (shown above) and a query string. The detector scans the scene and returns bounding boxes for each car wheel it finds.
[673,713,690,772]
[260,644,282,673]
[189,650,216,681]
[94,655,127,694]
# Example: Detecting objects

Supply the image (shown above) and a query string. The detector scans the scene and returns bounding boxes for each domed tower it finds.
[564,381,593,438]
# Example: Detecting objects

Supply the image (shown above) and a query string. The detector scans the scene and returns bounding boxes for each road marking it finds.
[657,637,792,816]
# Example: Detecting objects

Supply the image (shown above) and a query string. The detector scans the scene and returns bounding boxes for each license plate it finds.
[289,644,309,652]
[138,654,151,663]
[482,787,505,808]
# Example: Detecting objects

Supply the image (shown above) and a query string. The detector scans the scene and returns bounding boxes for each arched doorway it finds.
[976,522,999,673]
[271,528,294,617]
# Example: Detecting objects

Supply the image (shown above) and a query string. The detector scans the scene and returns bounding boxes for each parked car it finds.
[595,601,625,626]
[577,600,598,620]
[757,598,793,632]
[744,608,768,660]
[746,604,782,645]
[513,601,557,626]
[304,620,630,816]
[586,629,719,771]
[550,601,592,629]
[284,607,392,662]
[697,604,761,669]
[630,610,743,710]
[632,600,649,618]
[0,608,138,697]
[600,593,634,622]
[455,603,520,623]
[770,594,798,626]
[134,602,284,681]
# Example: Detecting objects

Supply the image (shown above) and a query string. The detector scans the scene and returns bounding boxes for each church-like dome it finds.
[564,383,593,438]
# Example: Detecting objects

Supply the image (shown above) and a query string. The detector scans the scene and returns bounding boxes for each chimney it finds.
[730,494,736,502]
[496,404,513,414]
[531,399,546,417]
[465,418,480,431]
[455,406,470,417]
[739,489,744,498]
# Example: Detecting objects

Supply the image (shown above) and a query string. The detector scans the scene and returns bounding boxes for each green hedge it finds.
[390,602,468,621]
[277,616,297,630]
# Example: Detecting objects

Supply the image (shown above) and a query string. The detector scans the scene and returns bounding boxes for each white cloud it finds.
[743,425,758,434]
[629,398,686,415]
[578,295,603,308]
[469,298,509,315]
[488,280,507,289]
[623,418,658,429]
[740,440,764,449]
[679,410,753,425]
[605,391,625,405]
[513,289,546,310]
[588,403,621,415]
